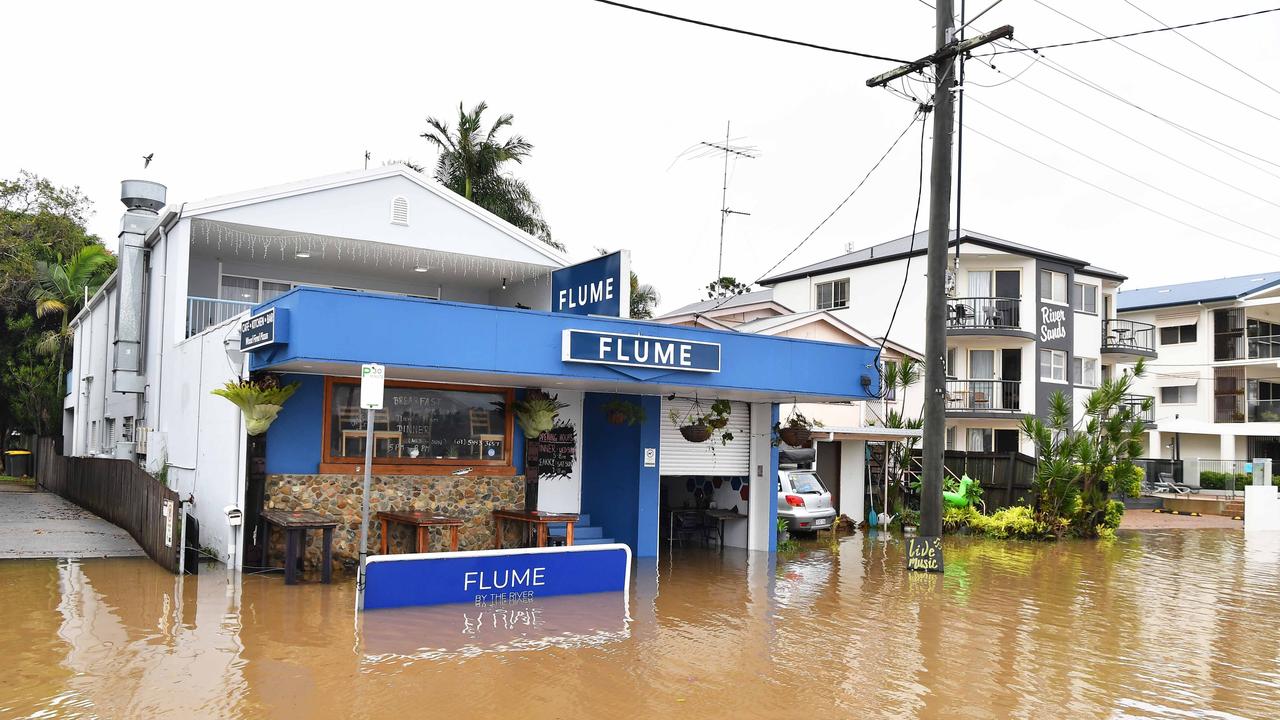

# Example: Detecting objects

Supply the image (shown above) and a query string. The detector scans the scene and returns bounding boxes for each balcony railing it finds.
[186,296,254,338]
[1249,399,1280,423]
[1103,318,1156,354]
[945,379,1021,412]
[947,297,1021,331]
[1120,394,1154,423]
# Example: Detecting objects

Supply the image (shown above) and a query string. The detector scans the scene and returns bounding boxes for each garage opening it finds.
[658,397,755,549]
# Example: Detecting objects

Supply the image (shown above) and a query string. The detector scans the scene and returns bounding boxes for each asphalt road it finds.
[0,484,144,559]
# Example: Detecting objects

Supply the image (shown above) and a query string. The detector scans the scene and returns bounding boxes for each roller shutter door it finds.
[660,398,751,475]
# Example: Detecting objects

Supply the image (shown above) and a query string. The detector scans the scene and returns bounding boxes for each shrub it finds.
[1199,471,1249,490]
[1102,500,1125,530]
[943,505,1059,540]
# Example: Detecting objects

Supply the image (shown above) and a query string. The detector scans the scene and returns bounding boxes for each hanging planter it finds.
[211,375,301,436]
[494,390,569,439]
[669,399,734,445]
[602,399,646,426]
[772,409,823,448]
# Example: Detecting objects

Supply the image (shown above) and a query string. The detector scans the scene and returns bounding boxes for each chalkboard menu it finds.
[328,383,506,462]
[906,536,944,573]
[534,424,577,480]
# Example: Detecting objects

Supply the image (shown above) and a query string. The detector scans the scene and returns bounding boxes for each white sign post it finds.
[357,363,385,608]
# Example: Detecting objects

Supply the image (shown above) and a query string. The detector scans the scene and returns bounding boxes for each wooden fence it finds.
[941,450,1037,511]
[36,437,182,574]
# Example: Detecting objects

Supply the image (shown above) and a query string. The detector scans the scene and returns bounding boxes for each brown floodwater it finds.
[3,529,1279,719]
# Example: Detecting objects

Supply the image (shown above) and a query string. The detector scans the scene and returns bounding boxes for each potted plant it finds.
[211,375,300,435]
[772,409,823,447]
[668,399,734,444]
[898,508,921,535]
[496,391,569,439]
[602,399,646,426]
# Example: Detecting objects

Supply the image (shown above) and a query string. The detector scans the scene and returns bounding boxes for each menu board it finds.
[535,424,577,480]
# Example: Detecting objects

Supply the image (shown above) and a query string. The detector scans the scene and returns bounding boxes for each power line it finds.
[590,0,911,63]
[1013,1,1280,126]
[964,125,1280,262]
[1121,0,1280,100]
[966,94,1280,244]
[967,54,1280,211]
[983,5,1280,56]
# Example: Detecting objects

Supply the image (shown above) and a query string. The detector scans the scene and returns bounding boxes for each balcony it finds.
[946,297,1032,339]
[186,296,254,338]
[1119,394,1154,424]
[945,379,1023,416]
[1102,319,1156,362]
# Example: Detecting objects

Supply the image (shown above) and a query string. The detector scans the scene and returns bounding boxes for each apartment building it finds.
[758,230,1150,454]
[1118,272,1280,467]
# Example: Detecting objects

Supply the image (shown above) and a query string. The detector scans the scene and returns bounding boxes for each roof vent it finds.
[390,196,409,225]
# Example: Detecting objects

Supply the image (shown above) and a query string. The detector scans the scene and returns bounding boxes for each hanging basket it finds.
[606,410,627,425]
[680,424,712,443]
[779,427,812,447]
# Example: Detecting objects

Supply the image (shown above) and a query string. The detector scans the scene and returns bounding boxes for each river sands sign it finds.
[905,536,944,573]
[362,544,632,610]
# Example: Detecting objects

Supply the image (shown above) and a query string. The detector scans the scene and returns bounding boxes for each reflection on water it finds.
[3,530,1279,718]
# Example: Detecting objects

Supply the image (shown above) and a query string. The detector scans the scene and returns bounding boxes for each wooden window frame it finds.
[319,377,516,475]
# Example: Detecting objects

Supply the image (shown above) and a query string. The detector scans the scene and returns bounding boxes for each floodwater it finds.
[4,530,1280,719]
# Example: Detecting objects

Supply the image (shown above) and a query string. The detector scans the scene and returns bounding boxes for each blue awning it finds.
[246,288,880,404]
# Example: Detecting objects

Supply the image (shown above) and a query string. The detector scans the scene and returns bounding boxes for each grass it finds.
[0,475,35,486]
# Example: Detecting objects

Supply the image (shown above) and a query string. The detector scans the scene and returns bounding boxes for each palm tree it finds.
[630,272,659,319]
[421,102,563,250]
[29,244,113,396]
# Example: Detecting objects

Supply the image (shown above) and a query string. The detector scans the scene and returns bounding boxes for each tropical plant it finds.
[421,101,562,250]
[499,392,569,439]
[881,357,920,410]
[1019,359,1151,537]
[29,244,114,397]
[630,272,659,319]
[668,398,734,445]
[777,517,799,552]
[211,375,300,435]
[704,276,750,300]
[602,399,645,426]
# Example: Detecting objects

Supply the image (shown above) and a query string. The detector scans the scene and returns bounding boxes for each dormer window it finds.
[390,196,409,225]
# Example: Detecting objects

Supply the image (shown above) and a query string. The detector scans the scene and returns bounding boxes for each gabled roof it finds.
[1118,271,1280,312]
[655,288,792,320]
[734,310,923,360]
[150,164,569,267]
[758,229,1126,285]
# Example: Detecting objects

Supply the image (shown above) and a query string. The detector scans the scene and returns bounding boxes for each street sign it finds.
[562,329,721,373]
[361,363,385,409]
[551,250,631,318]
[363,543,632,610]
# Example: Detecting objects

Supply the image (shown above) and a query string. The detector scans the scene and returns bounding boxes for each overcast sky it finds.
[6,0,1280,314]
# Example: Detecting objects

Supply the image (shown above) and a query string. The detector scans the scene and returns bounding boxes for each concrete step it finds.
[550,525,602,539]
[573,537,615,545]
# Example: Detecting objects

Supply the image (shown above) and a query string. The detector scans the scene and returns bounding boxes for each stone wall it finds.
[264,473,524,572]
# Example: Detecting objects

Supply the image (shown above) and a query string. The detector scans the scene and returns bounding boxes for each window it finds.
[1039,270,1067,304]
[103,418,115,450]
[1039,349,1067,382]
[324,379,512,468]
[261,281,292,302]
[945,425,956,450]
[122,416,134,443]
[1160,385,1197,404]
[945,347,958,379]
[967,428,993,452]
[1072,282,1097,313]
[1073,357,1098,386]
[815,279,849,310]
[1159,324,1197,345]
[220,274,260,303]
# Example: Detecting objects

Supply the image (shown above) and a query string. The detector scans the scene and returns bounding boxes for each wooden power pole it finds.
[866,8,1012,537]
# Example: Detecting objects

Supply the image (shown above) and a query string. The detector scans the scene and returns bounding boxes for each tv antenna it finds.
[674,121,758,278]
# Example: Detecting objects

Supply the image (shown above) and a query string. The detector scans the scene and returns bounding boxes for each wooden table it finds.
[704,509,748,548]
[377,510,463,554]
[493,509,578,548]
[261,509,338,585]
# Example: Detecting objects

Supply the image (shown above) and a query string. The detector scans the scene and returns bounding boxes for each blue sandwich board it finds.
[362,543,632,610]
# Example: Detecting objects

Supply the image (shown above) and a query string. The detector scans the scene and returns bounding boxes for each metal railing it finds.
[1102,318,1156,354]
[1248,398,1280,423]
[1120,394,1154,423]
[186,296,254,338]
[945,379,1021,412]
[1247,334,1280,360]
[946,297,1021,330]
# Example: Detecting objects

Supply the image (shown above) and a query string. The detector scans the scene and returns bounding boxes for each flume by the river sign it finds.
[362,544,632,610]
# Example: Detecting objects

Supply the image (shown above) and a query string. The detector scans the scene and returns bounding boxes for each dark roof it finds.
[656,289,787,318]
[758,229,1127,285]
[1118,271,1280,312]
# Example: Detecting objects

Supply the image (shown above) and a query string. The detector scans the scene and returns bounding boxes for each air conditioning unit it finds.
[135,426,150,454]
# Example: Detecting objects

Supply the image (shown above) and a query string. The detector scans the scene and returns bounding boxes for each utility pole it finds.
[867,10,1012,538]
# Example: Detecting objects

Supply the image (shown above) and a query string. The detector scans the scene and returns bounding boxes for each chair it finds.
[1154,472,1190,495]
[949,304,973,327]
[672,511,707,547]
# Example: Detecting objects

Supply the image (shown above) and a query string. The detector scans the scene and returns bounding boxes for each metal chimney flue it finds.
[112,179,166,394]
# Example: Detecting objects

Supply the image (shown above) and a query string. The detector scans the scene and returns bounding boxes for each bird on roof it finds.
[142,153,154,169]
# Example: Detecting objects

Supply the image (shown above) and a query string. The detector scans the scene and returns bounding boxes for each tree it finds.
[1019,360,1150,537]
[704,276,750,300]
[29,245,114,397]
[421,101,563,251]
[630,272,659,319]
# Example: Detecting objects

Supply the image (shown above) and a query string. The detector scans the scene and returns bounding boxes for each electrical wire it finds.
[982,5,1280,57]
[1121,0,1280,100]
[1014,1,1280,126]
[966,94,1280,244]
[590,0,911,63]
[964,124,1280,262]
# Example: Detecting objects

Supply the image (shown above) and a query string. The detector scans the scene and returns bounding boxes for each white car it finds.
[777,469,837,533]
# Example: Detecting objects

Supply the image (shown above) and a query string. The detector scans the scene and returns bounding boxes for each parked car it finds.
[777,469,836,533]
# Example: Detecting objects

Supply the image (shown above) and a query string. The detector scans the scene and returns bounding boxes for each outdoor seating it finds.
[949,304,973,327]
[1154,472,1191,495]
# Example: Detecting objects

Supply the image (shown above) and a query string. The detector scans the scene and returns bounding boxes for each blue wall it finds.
[265,373,324,474]
[580,392,660,558]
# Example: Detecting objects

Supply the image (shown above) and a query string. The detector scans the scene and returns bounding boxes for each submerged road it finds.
[0,484,144,559]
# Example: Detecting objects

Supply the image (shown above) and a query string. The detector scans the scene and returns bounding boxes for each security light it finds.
[413,265,429,273]
[295,251,311,258]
